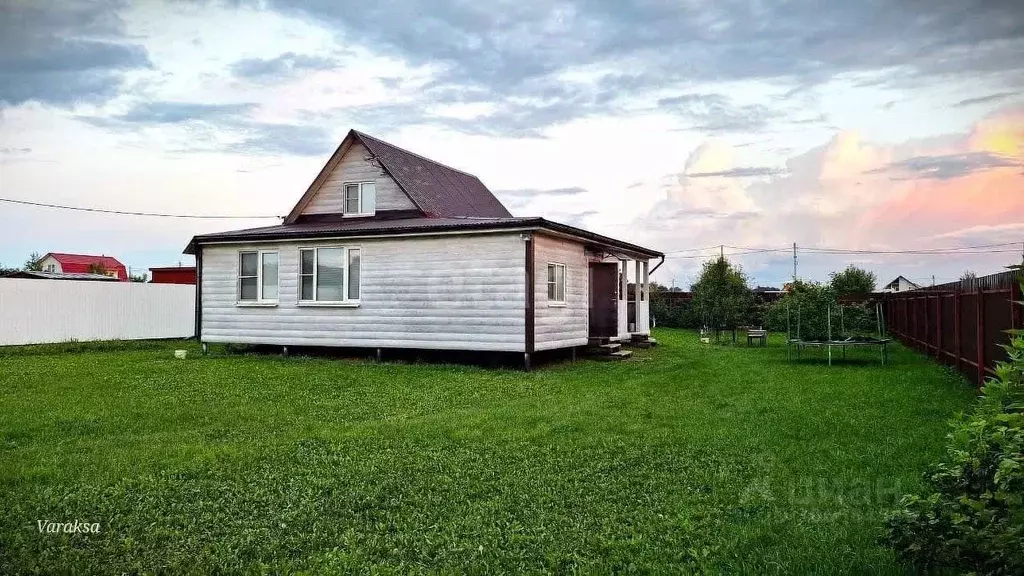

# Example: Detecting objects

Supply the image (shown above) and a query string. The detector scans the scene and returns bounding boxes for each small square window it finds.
[343,182,376,216]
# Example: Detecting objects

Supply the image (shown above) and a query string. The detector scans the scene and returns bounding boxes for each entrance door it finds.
[589,263,618,338]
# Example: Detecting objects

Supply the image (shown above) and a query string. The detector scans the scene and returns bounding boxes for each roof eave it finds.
[184,218,662,259]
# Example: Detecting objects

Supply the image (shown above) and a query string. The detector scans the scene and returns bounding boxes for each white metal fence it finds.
[0,279,195,346]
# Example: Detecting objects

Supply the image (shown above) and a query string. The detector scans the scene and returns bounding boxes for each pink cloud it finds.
[637,104,1024,285]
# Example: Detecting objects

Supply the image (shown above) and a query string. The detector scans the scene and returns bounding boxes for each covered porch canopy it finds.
[583,245,663,340]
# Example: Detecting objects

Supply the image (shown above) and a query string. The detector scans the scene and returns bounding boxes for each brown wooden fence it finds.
[880,271,1022,387]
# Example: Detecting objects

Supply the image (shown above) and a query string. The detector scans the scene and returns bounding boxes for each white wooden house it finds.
[185,130,663,365]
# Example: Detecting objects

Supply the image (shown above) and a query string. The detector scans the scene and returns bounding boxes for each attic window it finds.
[344,182,376,216]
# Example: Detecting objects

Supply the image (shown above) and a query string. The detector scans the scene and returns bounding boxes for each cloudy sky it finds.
[1,0,1022,287]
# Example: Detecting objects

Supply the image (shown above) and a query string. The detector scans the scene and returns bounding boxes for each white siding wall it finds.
[303,142,417,214]
[533,234,589,351]
[200,233,526,351]
[0,279,195,346]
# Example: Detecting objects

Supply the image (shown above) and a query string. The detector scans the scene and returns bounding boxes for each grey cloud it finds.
[224,123,335,156]
[659,93,828,133]
[686,167,787,179]
[83,101,333,157]
[953,92,1019,107]
[496,187,587,199]
[263,0,1023,137]
[668,209,760,220]
[493,187,588,210]
[867,152,1021,180]
[0,2,151,107]
[556,210,599,228]
[113,102,258,124]
[0,147,32,155]
[230,52,340,81]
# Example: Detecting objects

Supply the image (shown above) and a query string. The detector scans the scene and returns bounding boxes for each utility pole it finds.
[720,244,724,259]
[792,243,797,282]
[932,275,935,287]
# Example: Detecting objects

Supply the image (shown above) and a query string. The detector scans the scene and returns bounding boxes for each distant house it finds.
[185,129,663,363]
[36,253,128,281]
[882,275,921,293]
[753,286,786,303]
[150,266,196,285]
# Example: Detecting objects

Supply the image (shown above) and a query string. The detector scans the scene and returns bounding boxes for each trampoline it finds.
[786,301,891,365]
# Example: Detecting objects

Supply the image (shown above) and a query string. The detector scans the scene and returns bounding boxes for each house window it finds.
[547,263,566,304]
[299,247,361,303]
[343,182,376,216]
[238,250,278,302]
[44,264,56,272]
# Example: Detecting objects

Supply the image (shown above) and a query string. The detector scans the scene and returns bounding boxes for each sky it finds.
[1,0,1022,288]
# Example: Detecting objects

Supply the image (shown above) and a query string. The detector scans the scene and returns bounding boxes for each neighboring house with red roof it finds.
[185,129,663,365]
[149,266,196,285]
[37,253,128,281]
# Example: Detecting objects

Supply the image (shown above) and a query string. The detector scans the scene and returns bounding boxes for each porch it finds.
[587,253,651,341]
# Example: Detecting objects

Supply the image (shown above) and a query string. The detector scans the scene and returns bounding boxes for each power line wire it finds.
[0,197,282,220]
[4,195,1022,256]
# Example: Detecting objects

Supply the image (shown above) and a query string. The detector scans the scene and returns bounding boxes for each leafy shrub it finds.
[884,268,1024,574]
[650,287,699,329]
[765,281,836,340]
[829,264,877,296]
[691,257,753,330]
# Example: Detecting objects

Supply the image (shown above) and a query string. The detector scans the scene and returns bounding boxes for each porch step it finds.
[596,350,633,361]
[625,333,658,348]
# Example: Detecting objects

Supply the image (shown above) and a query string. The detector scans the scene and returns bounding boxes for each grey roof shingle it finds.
[353,130,513,218]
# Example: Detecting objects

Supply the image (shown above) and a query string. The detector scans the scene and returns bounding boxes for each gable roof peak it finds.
[351,130,475,178]
[286,128,513,223]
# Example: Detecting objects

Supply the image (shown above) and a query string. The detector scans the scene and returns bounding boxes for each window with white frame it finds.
[238,250,278,302]
[343,182,376,216]
[299,247,361,303]
[547,263,566,303]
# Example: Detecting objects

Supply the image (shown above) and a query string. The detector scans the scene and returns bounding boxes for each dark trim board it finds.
[185,217,662,260]
[194,248,203,341]
[524,233,535,369]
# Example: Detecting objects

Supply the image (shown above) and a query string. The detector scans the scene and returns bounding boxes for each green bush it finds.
[765,281,836,340]
[650,288,699,329]
[884,269,1024,574]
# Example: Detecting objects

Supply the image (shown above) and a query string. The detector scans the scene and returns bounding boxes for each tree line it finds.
[651,257,879,337]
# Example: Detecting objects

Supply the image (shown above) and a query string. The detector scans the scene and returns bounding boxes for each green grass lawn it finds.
[0,330,975,574]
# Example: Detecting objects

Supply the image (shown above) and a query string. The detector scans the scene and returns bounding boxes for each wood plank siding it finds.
[532,233,589,351]
[302,142,418,215]
[200,233,526,351]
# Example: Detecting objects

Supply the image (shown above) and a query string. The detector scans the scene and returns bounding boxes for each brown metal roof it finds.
[184,215,663,259]
[352,130,512,218]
